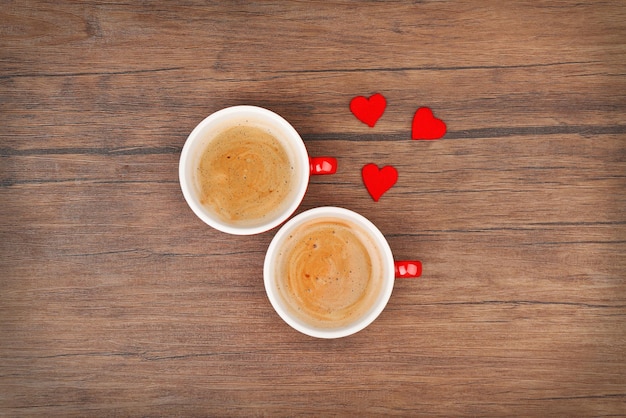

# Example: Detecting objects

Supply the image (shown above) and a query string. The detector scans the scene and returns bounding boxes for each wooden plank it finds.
[1,0,625,416]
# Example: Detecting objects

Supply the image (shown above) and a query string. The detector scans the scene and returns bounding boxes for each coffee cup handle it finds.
[394,261,422,278]
[309,157,338,175]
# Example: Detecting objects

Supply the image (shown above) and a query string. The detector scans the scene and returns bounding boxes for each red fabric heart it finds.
[350,93,387,127]
[411,107,446,140]
[361,163,398,202]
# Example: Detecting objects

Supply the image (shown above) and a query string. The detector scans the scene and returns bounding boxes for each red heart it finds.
[350,93,387,127]
[411,107,446,140]
[362,163,398,202]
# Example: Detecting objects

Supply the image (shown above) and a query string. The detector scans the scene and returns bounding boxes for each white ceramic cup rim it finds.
[263,206,395,339]
[179,105,310,235]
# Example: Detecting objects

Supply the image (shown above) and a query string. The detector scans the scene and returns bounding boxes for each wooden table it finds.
[2,1,625,416]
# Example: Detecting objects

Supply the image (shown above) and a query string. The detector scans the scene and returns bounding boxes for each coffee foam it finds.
[274,218,384,329]
[194,124,298,228]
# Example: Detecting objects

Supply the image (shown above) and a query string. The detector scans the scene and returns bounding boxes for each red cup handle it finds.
[309,157,337,175]
[394,261,422,278]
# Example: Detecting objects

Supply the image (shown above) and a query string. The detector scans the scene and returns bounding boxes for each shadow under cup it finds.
[264,207,396,339]
[179,106,310,235]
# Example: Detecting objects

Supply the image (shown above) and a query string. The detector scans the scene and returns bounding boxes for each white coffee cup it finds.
[179,106,336,235]
[264,206,422,339]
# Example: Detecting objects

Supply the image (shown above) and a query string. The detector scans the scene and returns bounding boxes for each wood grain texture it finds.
[1,1,625,416]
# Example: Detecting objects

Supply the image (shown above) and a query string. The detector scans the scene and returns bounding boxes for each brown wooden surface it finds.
[1,1,625,416]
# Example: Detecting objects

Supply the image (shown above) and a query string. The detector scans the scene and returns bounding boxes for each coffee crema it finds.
[274,218,384,329]
[196,125,294,226]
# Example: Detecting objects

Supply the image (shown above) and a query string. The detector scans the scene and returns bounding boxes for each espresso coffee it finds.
[195,125,294,227]
[273,217,384,329]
